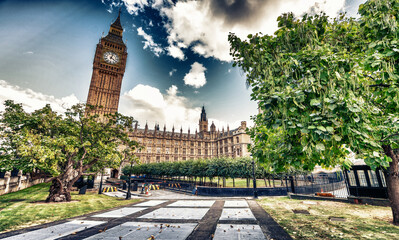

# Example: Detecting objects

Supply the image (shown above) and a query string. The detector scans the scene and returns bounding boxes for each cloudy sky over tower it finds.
[0,0,365,131]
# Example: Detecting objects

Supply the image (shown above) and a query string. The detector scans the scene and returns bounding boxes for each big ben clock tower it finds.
[86,10,127,119]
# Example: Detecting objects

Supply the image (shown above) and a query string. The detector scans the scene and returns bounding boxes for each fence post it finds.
[289,176,295,193]
[285,176,289,193]
[311,174,314,194]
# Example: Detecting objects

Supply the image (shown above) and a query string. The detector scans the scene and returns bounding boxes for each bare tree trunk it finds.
[46,170,80,203]
[383,145,399,225]
[223,177,226,187]
[264,178,268,187]
[268,177,271,187]
[233,178,235,187]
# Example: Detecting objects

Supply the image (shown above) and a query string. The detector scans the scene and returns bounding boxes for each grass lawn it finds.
[0,183,140,233]
[258,197,399,240]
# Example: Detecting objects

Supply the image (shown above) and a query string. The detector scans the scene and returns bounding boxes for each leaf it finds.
[310,99,321,106]
[333,135,342,142]
[308,125,316,129]
[327,104,337,111]
[316,143,325,151]
[317,126,327,132]
[326,126,334,133]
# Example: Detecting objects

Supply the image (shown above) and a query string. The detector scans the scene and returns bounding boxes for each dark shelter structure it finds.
[344,165,388,199]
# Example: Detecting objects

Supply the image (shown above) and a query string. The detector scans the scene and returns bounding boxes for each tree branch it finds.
[82,158,99,172]
[369,83,391,88]
[380,133,399,142]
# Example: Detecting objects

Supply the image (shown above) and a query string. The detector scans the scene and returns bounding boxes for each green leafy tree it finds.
[0,101,139,202]
[229,0,399,224]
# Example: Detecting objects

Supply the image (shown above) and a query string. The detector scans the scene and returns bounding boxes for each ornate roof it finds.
[111,9,123,30]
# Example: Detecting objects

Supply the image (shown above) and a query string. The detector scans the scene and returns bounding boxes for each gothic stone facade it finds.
[130,107,251,163]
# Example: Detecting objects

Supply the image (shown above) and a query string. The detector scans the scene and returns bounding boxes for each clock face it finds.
[103,51,119,64]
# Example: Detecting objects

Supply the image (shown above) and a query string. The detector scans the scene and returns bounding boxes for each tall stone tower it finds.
[199,106,208,133]
[86,10,127,119]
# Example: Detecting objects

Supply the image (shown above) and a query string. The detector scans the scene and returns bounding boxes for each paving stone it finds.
[168,200,215,207]
[139,207,209,220]
[213,224,266,240]
[292,209,310,215]
[2,220,105,240]
[134,200,167,207]
[91,207,146,218]
[223,200,249,208]
[219,208,256,221]
[84,222,197,240]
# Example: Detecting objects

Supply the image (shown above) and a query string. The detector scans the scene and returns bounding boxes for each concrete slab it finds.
[134,200,167,207]
[213,224,266,240]
[2,220,105,240]
[139,207,209,220]
[91,207,146,218]
[168,200,215,207]
[223,200,249,208]
[84,222,197,240]
[219,208,256,221]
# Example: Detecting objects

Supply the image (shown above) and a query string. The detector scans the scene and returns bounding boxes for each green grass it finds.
[258,197,399,240]
[0,183,140,233]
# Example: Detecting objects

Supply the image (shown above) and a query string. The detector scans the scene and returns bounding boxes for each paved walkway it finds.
[0,194,292,240]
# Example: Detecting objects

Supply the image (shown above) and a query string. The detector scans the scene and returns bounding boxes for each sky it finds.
[0,0,365,132]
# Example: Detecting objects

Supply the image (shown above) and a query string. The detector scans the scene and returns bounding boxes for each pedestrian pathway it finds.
[0,199,292,240]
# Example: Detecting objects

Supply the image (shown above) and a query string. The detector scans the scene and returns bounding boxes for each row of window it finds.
[140,147,209,155]
[136,137,241,146]
[99,64,119,72]
[104,41,122,51]
[347,169,387,188]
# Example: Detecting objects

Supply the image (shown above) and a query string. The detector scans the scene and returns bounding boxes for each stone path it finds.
[0,199,292,240]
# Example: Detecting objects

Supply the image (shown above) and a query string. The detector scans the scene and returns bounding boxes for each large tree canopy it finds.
[0,100,139,202]
[229,0,399,223]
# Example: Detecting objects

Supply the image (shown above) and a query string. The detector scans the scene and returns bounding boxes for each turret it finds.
[210,121,216,133]
[199,105,208,133]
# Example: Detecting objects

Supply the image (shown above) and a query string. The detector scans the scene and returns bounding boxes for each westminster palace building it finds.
[85,11,251,170]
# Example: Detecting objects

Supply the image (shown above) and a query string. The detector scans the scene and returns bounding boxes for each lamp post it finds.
[126,162,133,200]
[251,154,258,199]
[98,168,104,194]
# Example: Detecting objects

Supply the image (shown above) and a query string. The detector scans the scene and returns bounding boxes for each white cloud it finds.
[23,51,34,55]
[157,0,347,62]
[169,68,177,77]
[119,84,199,131]
[0,80,80,113]
[122,0,149,15]
[137,27,163,57]
[119,84,248,132]
[166,45,185,60]
[118,0,348,61]
[183,62,207,88]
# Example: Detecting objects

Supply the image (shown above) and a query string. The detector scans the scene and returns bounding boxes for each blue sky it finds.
[0,0,365,131]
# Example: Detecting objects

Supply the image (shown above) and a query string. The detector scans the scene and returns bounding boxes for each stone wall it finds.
[0,171,50,195]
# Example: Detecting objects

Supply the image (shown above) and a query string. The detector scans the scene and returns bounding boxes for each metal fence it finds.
[285,172,349,198]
